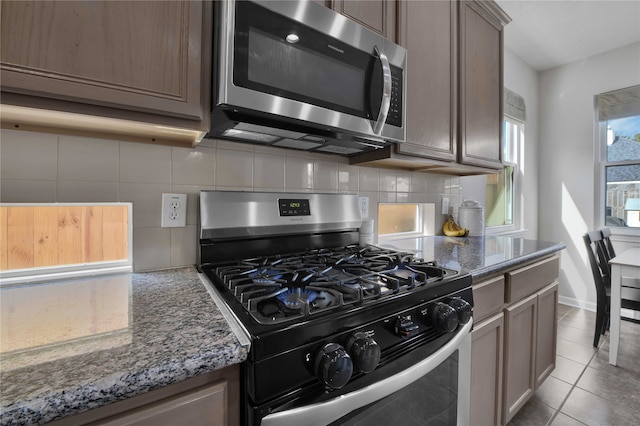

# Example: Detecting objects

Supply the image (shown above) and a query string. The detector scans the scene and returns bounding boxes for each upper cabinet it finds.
[0,0,212,146]
[458,0,509,169]
[331,0,397,42]
[396,0,456,161]
[350,0,510,175]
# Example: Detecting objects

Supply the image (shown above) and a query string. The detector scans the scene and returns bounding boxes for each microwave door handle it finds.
[372,46,392,135]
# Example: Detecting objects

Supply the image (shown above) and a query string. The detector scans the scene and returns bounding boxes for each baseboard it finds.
[559,295,640,320]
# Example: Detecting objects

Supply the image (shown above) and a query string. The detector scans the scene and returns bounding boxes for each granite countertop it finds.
[381,235,566,281]
[0,268,249,426]
[1,236,563,425]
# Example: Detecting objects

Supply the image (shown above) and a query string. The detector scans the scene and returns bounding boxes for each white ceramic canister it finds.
[458,200,485,236]
[359,218,375,245]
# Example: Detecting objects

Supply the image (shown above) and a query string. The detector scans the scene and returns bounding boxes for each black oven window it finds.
[329,351,459,425]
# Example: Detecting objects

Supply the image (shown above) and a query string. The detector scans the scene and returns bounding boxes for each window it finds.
[377,203,435,241]
[483,87,525,232]
[485,119,520,228]
[596,85,640,229]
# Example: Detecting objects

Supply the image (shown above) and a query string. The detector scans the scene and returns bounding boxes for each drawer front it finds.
[506,255,560,304]
[472,276,505,323]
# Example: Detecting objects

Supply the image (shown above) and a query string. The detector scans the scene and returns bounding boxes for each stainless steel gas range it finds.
[197,191,473,425]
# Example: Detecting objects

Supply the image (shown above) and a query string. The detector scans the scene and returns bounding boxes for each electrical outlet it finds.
[161,193,187,227]
[358,196,369,218]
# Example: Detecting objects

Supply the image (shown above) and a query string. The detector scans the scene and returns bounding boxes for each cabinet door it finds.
[98,382,228,426]
[331,0,396,42]
[503,293,537,424]
[0,1,205,121]
[535,281,558,387]
[395,0,456,161]
[470,312,504,426]
[458,1,505,169]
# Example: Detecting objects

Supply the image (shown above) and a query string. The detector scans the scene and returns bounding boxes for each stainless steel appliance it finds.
[197,191,472,425]
[209,0,407,156]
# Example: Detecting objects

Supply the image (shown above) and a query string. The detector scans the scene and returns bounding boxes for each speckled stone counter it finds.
[0,268,249,426]
[381,235,565,281]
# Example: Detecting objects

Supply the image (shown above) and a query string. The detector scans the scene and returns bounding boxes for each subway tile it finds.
[285,156,314,190]
[0,179,57,203]
[132,227,171,272]
[58,135,119,182]
[410,172,427,193]
[396,172,410,192]
[313,160,338,191]
[0,129,58,180]
[197,137,217,148]
[337,164,359,193]
[119,183,171,228]
[170,225,197,268]
[215,148,253,187]
[57,181,118,202]
[171,146,215,186]
[254,144,286,155]
[425,173,446,194]
[379,192,396,203]
[379,169,397,192]
[397,192,409,203]
[119,142,171,184]
[254,152,285,189]
[358,167,379,191]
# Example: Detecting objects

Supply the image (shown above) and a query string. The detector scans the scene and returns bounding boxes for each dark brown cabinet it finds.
[396,0,456,161]
[331,0,396,42]
[0,0,211,146]
[52,365,240,426]
[458,0,506,168]
[350,0,510,175]
[470,255,560,425]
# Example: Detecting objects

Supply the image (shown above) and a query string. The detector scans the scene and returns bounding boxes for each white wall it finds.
[461,47,539,239]
[538,41,640,309]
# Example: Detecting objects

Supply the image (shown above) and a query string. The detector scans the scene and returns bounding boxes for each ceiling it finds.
[495,0,640,72]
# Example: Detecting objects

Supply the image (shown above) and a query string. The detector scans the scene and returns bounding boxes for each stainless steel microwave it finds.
[208,0,407,156]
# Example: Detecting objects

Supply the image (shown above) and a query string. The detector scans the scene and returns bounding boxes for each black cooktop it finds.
[206,245,459,325]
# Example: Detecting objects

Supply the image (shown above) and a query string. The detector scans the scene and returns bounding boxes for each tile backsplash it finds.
[0,129,462,271]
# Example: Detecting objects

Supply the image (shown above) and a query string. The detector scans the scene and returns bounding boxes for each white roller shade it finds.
[504,87,526,122]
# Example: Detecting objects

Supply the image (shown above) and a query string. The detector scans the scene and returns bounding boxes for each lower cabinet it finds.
[471,312,504,426]
[470,255,560,425]
[51,364,240,426]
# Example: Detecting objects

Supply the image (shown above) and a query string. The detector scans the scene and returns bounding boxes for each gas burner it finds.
[277,288,318,310]
[208,245,454,325]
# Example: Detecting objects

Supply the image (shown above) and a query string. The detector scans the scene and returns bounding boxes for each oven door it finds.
[260,320,472,426]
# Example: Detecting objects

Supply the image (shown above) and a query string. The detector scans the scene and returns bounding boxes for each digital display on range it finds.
[278,199,311,216]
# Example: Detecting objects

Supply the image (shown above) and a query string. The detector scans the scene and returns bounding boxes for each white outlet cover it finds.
[358,196,369,218]
[161,193,187,227]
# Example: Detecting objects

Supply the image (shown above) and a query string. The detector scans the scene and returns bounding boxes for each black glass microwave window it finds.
[233,1,400,125]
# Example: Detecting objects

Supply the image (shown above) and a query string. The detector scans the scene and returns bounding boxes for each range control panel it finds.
[278,199,311,216]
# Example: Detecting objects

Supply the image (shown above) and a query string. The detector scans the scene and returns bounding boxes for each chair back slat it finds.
[600,227,616,260]
[583,232,609,298]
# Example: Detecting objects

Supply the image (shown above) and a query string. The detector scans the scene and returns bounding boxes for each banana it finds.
[442,216,469,237]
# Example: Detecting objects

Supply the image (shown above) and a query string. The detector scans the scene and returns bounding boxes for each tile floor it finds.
[508,304,640,425]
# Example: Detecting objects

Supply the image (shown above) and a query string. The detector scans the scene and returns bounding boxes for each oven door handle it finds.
[261,319,472,426]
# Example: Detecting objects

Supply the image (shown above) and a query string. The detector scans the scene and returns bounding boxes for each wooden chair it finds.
[584,231,640,347]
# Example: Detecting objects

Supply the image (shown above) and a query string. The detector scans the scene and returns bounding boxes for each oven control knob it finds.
[394,314,420,338]
[429,302,459,333]
[314,343,353,390]
[346,332,381,374]
[449,297,472,325]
